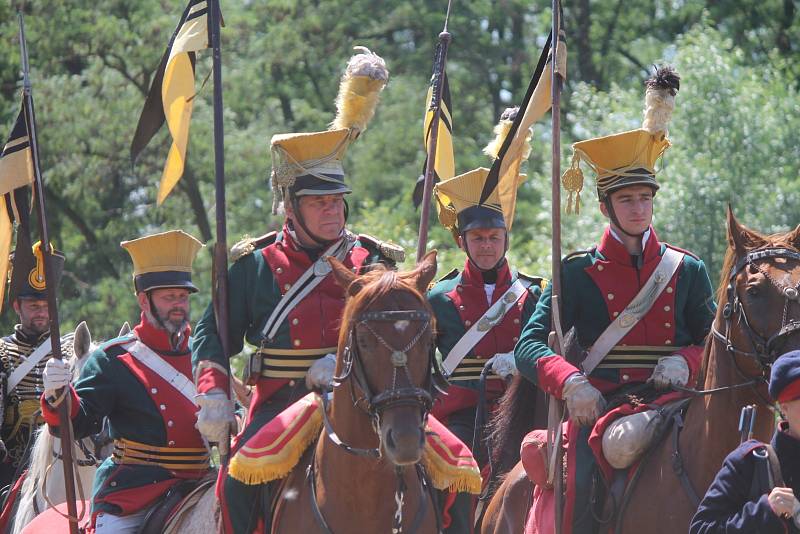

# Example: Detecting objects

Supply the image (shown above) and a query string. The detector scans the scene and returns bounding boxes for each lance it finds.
[548,1,566,533]
[18,12,80,534]
[416,0,453,263]
[207,0,232,466]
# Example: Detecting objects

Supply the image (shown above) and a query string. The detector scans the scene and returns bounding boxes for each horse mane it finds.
[336,263,434,352]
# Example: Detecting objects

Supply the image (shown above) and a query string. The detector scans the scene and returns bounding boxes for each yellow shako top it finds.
[269,47,389,214]
[434,107,532,242]
[561,66,681,213]
[120,230,203,293]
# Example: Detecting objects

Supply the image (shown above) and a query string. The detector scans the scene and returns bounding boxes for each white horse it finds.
[9,321,121,534]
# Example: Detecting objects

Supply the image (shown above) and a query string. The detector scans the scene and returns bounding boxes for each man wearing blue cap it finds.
[691,350,800,533]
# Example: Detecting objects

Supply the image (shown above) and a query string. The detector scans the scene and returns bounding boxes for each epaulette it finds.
[358,234,405,263]
[665,243,700,260]
[519,272,548,290]
[564,247,596,262]
[437,268,459,283]
[229,232,278,262]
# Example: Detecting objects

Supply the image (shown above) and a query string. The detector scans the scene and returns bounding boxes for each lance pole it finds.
[416,0,453,263]
[549,2,565,533]
[208,0,232,466]
[18,12,79,534]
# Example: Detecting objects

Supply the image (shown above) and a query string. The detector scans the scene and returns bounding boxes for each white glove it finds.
[490,352,517,379]
[562,373,606,427]
[43,358,72,399]
[649,355,690,390]
[195,389,235,444]
[306,353,337,391]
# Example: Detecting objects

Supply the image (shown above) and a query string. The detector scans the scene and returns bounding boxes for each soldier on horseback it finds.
[0,237,72,492]
[428,107,545,532]
[515,67,716,533]
[41,230,210,533]
[191,48,404,533]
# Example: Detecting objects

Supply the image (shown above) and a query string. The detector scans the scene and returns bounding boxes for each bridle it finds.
[712,247,800,372]
[309,306,448,533]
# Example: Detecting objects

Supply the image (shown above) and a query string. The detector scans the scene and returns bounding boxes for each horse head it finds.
[715,207,800,377]
[328,251,440,466]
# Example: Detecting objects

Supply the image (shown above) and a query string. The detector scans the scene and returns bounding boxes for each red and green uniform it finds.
[428,258,542,424]
[428,258,543,534]
[191,225,397,534]
[40,316,208,524]
[516,226,716,534]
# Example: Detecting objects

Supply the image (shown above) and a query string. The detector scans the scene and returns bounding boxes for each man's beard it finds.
[22,318,48,337]
[145,308,189,335]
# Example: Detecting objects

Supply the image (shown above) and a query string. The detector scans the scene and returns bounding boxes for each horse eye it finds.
[745,286,759,297]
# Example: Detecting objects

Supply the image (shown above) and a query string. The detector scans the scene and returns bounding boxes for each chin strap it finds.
[604,198,646,240]
[146,293,183,351]
[289,196,349,249]
[462,231,509,274]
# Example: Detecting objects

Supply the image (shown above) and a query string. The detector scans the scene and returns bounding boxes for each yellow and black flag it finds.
[413,72,455,208]
[0,102,34,307]
[130,0,210,205]
[480,29,567,226]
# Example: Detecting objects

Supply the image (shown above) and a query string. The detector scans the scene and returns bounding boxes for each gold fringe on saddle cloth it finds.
[227,394,482,494]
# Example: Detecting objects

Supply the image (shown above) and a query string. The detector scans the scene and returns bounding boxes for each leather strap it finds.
[7,337,52,392]
[122,339,197,405]
[442,278,532,376]
[582,248,685,375]
[261,233,357,342]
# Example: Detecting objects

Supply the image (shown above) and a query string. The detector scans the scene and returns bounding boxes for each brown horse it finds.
[273,251,446,533]
[480,209,800,533]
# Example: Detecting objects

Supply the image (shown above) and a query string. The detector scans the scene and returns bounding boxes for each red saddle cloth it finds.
[20,500,93,534]
[228,392,482,494]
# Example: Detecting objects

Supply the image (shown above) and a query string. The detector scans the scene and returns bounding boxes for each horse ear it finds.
[789,223,800,250]
[414,249,438,294]
[327,256,362,296]
[727,205,762,256]
[118,321,131,337]
[73,321,92,359]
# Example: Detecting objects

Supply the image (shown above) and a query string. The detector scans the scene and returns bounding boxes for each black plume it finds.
[645,66,680,95]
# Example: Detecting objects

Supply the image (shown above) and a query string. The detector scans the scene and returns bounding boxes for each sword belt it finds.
[112,438,209,471]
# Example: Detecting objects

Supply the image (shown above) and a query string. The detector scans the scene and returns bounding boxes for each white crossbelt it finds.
[123,339,197,405]
[7,337,52,392]
[581,247,685,375]
[442,278,532,376]
[261,233,357,342]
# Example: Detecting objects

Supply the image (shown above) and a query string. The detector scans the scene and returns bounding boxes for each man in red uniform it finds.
[42,230,208,533]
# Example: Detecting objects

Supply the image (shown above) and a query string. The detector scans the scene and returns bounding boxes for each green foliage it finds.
[0,1,796,343]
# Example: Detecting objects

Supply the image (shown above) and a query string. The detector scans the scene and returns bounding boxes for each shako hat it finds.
[9,235,65,301]
[561,66,681,211]
[769,350,800,404]
[434,107,531,241]
[269,47,389,213]
[120,230,203,293]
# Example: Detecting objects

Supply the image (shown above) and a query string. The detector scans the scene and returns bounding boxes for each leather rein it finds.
[309,307,448,533]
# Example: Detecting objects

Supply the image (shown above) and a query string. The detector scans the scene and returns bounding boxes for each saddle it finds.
[138,472,216,534]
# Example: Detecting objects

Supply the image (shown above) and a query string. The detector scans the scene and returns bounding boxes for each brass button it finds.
[289,380,296,387]
[665,322,671,328]
[622,374,630,381]
[513,318,520,325]
[276,267,283,274]
[167,420,174,427]
[597,265,604,271]
[111,481,117,487]
[663,305,671,312]
[464,320,472,327]
[458,305,465,311]
[168,441,175,446]
[160,404,166,411]
[666,287,673,294]
[293,339,301,347]
[513,336,519,342]
[151,388,158,394]
[665,339,672,344]
[292,318,299,326]
[612,311,620,317]
[607,293,615,301]
[457,286,463,293]
[284,283,291,291]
